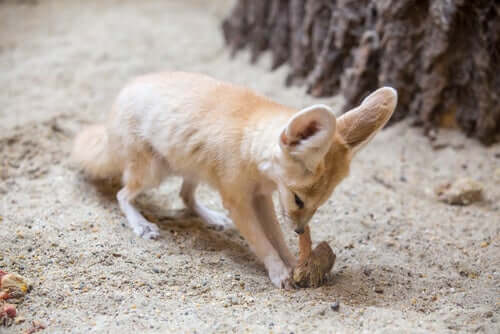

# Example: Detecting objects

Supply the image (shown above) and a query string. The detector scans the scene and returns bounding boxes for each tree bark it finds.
[222,0,500,144]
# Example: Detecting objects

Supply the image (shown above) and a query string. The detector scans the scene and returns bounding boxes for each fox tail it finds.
[71,124,122,179]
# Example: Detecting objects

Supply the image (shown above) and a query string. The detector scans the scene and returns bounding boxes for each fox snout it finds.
[294,227,305,234]
[289,210,315,235]
[281,208,309,234]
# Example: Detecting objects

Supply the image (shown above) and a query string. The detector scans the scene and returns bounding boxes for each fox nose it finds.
[294,227,305,235]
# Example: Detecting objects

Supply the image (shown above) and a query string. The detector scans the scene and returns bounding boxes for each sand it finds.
[0,0,499,333]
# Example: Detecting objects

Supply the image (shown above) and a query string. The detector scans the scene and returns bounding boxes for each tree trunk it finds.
[222,0,500,145]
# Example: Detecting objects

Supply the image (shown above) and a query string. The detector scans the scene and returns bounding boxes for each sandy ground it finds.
[0,0,499,333]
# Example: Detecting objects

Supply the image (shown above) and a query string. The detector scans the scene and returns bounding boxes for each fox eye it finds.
[294,193,304,209]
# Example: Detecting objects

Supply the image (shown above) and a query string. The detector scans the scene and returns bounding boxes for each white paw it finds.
[132,221,160,240]
[267,257,294,289]
[201,211,234,231]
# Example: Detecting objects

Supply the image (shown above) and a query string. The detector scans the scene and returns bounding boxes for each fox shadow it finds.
[140,200,265,273]
[85,177,265,273]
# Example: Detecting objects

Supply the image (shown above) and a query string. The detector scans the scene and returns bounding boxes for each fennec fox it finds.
[72,72,397,288]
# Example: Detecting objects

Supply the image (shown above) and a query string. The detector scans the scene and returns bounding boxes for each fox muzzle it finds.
[294,227,305,235]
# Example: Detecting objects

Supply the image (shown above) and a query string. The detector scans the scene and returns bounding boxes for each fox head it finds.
[274,87,398,234]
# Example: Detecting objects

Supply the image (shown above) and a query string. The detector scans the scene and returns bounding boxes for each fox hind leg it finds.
[117,187,160,239]
[117,147,168,240]
[180,179,233,231]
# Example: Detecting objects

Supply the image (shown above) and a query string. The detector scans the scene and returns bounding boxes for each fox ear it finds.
[337,87,397,156]
[280,104,336,171]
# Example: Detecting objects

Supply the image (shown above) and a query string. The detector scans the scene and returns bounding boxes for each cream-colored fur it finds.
[72,71,398,288]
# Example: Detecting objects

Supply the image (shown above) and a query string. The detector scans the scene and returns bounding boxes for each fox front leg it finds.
[252,194,297,268]
[222,193,294,289]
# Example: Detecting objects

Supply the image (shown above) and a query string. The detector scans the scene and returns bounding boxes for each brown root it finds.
[292,226,336,288]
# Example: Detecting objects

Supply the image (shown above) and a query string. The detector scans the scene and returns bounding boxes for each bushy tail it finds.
[71,124,122,179]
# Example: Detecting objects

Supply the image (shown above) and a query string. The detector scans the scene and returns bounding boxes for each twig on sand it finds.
[372,175,395,190]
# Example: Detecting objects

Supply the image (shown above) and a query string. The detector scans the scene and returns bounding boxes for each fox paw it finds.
[280,277,297,290]
[199,210,234,231]
[267,260,294,290]
[132,221,160,240]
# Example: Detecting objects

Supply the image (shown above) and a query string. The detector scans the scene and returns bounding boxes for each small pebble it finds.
[331,301,340,311]
[435,178,483,205]
[228,295,239,305]
[14,316,25,324]
[374,287,384,294]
